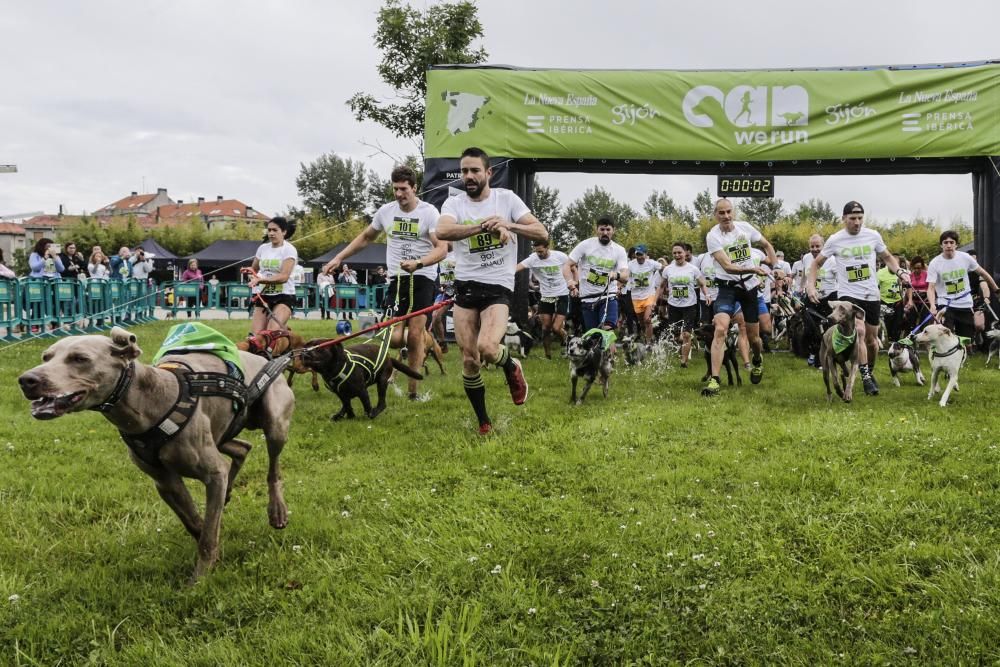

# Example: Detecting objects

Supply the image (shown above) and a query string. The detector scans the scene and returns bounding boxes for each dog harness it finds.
[92,356,290,468]
[930,338,970,360]
[324,337,392,393]
[245,329,291,359]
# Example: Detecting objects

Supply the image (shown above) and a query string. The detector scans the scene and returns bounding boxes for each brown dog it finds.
[17,327,295,583]
[819,300,866,403]
[238,329,319,391]
[413,328,446,375]
[301,338,423,420]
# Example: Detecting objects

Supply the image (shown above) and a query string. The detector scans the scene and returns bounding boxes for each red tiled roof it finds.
[23,215,82,228]
[0,222,26,235]
[156,199,269,223]
[100,193,157,212]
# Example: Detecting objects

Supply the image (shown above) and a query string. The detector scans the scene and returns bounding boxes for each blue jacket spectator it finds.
[28,238,65,279]
[109,247,133,280]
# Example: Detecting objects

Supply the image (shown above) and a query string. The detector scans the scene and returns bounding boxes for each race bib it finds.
[945,279,964,295]
[262,280,283,295]
[468,231,503,253]
[671,285,690,300]
[726,241,750,263]
[846,264,872,283]
[390,217,419,240]
[634,274,651,288]
[586,268,609,287]
[440,270,455,283]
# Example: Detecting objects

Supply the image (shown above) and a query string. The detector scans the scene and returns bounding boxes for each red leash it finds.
[301,299,454,353]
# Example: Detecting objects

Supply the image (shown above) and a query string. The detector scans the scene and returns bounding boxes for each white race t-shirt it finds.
[371,199,440,281]
[661,261,703,308]
[927,251,979,309]
[438,252,456,292]
[568,237,630,299]
[820,227,886,301]
[520,250,570,298]
[801,252,838,297]
[255,241,298,296]
[705,220,763,289]
[698,253,719,301]
[628,258,661,300]
[751,248,774,302]
[440,188,531,291]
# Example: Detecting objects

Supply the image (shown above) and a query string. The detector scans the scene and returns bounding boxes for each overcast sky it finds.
[2,0,998,228]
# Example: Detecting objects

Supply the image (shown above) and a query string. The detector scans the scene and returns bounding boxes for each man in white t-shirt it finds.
[516,238,570,358]
[436,147,548,435]
[656,242,708,366]
[627,244,661,343]
[702,198,780,396]
[322,165,447,399]
[807,201,909,396]
[564,218,630,333]
[927,229,997,341]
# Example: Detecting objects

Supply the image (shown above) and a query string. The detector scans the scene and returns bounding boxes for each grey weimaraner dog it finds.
[819,300,866,403]
[18,327,294,583]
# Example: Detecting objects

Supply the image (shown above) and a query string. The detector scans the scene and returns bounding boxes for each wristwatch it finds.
[416,261,424,269]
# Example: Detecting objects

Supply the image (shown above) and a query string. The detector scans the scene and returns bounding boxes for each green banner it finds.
[425,64,1000,161]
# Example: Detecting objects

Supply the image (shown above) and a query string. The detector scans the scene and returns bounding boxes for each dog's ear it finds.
[852,305,866,321]
[109,326,142,360]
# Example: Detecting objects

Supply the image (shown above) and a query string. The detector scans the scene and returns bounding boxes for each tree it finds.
[643,190,695,227]
[693,188,714,220]
[532,179,561,231]
[552,186,637,249]
[738,198,785,227]
[296,153,370,222]
[794,198,836,223]
[347,0,488,150]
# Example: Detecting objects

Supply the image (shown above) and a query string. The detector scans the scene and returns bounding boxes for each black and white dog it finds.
[886,340,926,387]
[503,319,535,358]
[620,335,648,366]
[567,330,613,404]
[985,326,1000,369]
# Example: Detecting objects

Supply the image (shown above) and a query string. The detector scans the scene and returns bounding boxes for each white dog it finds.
[504,320,527,358]
[914,324,966,407]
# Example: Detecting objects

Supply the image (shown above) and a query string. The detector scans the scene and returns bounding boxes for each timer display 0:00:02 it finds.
[717,176,775,197]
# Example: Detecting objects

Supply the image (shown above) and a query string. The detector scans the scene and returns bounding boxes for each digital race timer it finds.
[717,175,775,198]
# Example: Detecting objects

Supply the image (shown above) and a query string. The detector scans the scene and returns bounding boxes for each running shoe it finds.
[750,352,763,385]
[701,377,721,397]
[505,358,529,405]
[863,375,879,396]
[478,422,493,436]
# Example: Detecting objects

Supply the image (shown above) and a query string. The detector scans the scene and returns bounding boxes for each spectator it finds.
[109,246,132,280]
[316,268,336,319]
[28,238,64,279]
[337,263,358,284]
[88,250,110,280]
[0,249,15,279]
[369,265,388,285]
[130,247,154,283]
[904,255,930,331]
[180,259,204,318]
[58,242,88,280]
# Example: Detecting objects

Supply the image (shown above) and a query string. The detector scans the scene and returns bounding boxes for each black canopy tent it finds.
[137,237,178,269]
[307,242,388,281]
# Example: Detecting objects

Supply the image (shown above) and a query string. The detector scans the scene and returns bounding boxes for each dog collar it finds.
[91,361,136,413]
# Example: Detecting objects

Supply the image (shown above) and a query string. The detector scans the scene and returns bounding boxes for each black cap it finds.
[843,201,864,215]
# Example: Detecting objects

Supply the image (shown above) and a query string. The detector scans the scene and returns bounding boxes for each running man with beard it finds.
[807,201,909,396]
[435,147,548,435]
[323,164,448,400]
[564,217,630,332]
[516,238,570,359]
[702,198,781,396]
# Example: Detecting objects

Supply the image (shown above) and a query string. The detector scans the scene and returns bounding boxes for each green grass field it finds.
[1,318,999,665]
